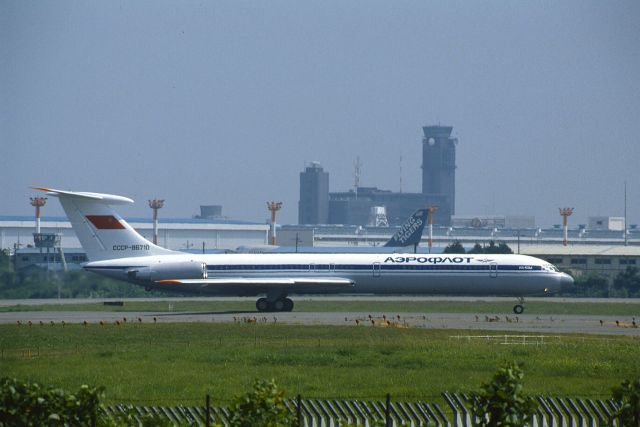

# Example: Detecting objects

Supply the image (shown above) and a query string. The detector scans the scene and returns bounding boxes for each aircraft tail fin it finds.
[384,208,427,248]
[34,187,175,261]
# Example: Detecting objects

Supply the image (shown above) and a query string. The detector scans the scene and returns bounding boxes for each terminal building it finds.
[298,125,457,227]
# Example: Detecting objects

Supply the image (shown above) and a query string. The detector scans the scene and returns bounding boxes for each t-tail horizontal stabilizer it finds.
[384,209,427,248]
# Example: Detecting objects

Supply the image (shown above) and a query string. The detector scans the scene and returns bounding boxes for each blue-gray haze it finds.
[2,1,639,228]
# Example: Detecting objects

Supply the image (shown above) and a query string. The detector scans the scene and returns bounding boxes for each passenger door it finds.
[489,262,498,278]
[372,262,381,278]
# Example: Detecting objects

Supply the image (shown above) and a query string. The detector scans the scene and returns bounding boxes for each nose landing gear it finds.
[513,297,525,314]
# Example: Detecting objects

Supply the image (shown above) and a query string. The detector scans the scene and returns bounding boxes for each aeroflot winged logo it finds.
[384,209,427,247]
[86,215,125,230]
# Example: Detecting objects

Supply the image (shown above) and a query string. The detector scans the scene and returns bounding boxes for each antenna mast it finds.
[399,155,403,193]
[354,156,362,199]
[624,181,628,246]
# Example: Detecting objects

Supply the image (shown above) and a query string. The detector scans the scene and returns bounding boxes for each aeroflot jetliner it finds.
[36,188,573,314]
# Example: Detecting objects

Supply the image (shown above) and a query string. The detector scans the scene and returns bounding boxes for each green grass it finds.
[2,298,640,316]
[0,323,636,406]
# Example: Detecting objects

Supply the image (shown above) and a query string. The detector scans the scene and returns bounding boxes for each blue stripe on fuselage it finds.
[205,264,542,272]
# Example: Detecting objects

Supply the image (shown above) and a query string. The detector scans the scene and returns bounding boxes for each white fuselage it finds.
[84,252,571,297]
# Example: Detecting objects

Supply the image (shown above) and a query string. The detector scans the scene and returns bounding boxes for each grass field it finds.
[3,298,640,316]
[0,322,637,406]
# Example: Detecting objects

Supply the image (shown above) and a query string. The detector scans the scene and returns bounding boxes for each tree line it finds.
[443,240,514,254]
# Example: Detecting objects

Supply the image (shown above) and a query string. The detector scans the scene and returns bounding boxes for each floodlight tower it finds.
[148,199,165,245]
[30,197,47,234]
[427,206,438,253]
[559,207,574,246]
[267,202,283,245]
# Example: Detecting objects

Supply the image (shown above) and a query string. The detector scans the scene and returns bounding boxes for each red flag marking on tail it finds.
[86,215,125,230]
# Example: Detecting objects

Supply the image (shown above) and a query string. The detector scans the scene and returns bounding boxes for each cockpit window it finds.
[543,263,559,272]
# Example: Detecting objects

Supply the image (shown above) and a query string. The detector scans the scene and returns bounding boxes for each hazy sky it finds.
[2,1,639,227]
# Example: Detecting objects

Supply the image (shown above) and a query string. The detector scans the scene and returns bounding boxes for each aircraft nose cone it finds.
[560,273,574,292]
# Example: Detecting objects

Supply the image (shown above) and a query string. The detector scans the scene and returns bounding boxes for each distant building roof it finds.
[521,245,640,256]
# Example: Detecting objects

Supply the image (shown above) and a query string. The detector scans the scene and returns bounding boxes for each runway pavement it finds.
[1,301,639,336]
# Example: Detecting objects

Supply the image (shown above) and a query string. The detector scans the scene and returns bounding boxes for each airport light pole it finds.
[148,199,165,245]
[30,197,47,234]
[559,207,574,246]
[267,202,283,245]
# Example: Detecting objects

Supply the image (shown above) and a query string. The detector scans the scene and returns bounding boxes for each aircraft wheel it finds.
[283,298,294,312]
[273,299,286,312]
[513,304,524,314]
[256,298,269,312]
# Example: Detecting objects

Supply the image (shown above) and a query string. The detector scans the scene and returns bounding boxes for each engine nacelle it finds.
[128,261,207,282]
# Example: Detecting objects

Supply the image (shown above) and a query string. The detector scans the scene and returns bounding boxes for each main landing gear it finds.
[256,297,294,312]
[513,297,525,314]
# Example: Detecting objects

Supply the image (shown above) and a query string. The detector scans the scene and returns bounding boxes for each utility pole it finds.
[354,156,362,199]
[513,230,521,254]
[427,206,438,253]
[559,208,574,246]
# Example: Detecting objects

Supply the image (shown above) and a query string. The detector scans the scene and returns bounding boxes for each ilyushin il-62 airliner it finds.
[35,188,573,314]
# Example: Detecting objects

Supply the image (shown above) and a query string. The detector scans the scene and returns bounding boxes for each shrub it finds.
[227,379,295,427]
[0,377,103,426]
[611,378,640,427]
[471,362,538,427]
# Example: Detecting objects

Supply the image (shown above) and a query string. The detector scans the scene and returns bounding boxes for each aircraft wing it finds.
[156,277,355,288]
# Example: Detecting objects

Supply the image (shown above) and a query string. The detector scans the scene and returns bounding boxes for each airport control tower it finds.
[422,125,456,216]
